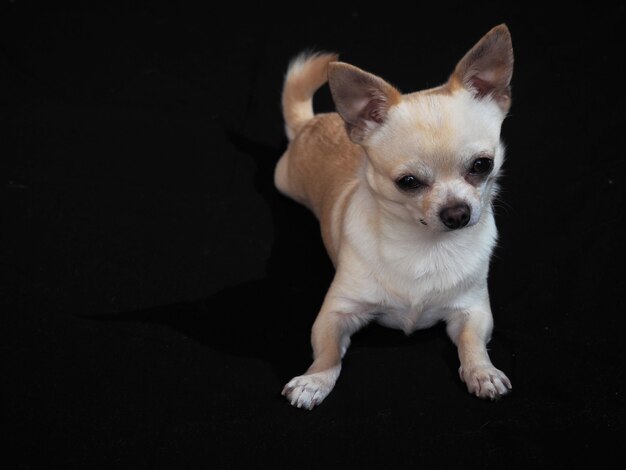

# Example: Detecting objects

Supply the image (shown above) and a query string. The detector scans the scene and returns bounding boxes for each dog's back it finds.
[275,52,362,260]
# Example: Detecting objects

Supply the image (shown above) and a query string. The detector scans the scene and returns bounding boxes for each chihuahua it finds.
[275,24,514,409]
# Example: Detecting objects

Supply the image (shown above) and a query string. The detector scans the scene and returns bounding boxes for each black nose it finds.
[439,203,471,229]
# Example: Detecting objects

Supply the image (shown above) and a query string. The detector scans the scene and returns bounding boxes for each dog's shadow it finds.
[94,131,461,385]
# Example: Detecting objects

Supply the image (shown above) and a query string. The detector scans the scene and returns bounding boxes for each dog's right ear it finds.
[328,62,401,144]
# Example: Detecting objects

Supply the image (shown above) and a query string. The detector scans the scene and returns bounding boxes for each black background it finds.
[2,2,625,469]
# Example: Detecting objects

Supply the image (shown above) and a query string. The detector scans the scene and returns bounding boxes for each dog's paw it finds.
[459,364,512,400]
[282,368,340,410]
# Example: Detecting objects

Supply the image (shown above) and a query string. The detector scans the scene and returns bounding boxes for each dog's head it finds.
[328,24,513,232]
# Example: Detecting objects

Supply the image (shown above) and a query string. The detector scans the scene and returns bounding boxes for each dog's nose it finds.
[439,204,471,229]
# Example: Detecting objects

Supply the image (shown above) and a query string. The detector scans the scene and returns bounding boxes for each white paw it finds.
[282,368,340,410]
[459,364,512,400]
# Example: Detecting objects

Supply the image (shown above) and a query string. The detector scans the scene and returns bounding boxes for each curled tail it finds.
[282,51,339,141]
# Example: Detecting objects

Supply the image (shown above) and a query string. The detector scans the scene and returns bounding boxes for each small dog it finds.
[275,24,514,409]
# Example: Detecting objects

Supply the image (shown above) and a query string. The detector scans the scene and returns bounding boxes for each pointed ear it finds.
[328,61,401,143]
[451,24,514,111]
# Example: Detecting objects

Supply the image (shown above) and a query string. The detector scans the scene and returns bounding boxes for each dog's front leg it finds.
[446,301,512,400]
[282,289,370,410]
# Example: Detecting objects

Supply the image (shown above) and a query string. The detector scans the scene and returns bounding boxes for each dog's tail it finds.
[282,51,339,141]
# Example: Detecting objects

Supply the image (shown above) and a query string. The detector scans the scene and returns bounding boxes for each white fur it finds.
[335,182,497,334]
[283,366,342,410]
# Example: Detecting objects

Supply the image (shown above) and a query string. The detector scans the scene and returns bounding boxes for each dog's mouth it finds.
[416,215,479,233]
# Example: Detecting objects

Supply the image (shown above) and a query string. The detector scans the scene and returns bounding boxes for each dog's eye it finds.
[395,175,423,191]
[470,157,494,175]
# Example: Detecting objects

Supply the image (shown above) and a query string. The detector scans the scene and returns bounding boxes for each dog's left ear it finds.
[328,62,401,144]
[451,23,514,112]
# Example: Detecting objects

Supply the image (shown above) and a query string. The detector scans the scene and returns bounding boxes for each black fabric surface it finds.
[2,3,625,469]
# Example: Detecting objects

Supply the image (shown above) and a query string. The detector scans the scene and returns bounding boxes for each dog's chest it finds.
[372,271,460,334]
[376,300,446,334]
[360,237,487,333]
